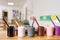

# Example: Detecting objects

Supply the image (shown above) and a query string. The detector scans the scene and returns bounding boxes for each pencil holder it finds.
[27,26,35,37]
[18,26,25,37]
[55,26,60,36]
[46,26,54,36]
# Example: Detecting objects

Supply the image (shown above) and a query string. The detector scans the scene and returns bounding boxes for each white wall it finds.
[22,0,60,28]
[33,0,60,15]
[0,5,21,23]
[33,0,60,27]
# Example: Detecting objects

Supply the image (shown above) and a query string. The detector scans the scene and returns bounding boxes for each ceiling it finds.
[0,0,26,7]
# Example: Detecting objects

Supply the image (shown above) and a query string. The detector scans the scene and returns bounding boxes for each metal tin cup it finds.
[55,26,60,36]
[27,26,35,37]
[38,26,44,36]
[7,25,15,37]
[46,26,54,36]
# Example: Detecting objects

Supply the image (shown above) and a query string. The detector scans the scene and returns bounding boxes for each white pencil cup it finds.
[18,26,25,37]
[46,26,54,36]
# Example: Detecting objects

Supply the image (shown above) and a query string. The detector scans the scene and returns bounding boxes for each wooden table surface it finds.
[0,30,60,40]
